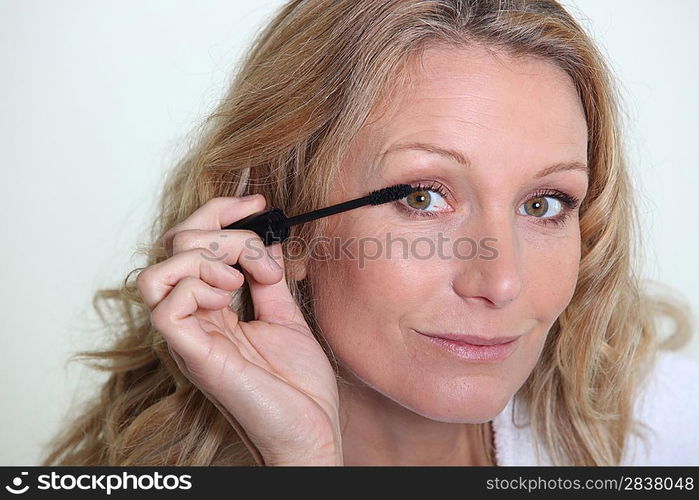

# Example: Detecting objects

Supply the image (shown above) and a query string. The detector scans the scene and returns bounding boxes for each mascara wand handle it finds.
[223,208,290,247]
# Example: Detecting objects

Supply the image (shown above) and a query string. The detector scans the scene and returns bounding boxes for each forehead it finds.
[359,44,588,173]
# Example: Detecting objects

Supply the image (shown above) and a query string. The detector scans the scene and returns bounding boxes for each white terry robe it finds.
[491,350,699,465]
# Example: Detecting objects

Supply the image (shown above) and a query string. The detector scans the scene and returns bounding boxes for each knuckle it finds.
[179,275,200,289]
[163,227,175,243]
[196,244,219,261]
[171,229,199,254]
[163,226,180,254]
[239,241,267,265]
[150,304,172,329]
[239,231,265,251]
[248,231,266,246]
[135,267,153,290]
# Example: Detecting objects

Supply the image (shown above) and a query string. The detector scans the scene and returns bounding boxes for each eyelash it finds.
[396,182,449,220]
[528,188,581,227]
[397,181,581,228]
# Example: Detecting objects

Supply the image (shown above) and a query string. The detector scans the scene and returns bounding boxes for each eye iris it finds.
[407,190,431,210]
[526,197,548,217]
[526,197,549,216]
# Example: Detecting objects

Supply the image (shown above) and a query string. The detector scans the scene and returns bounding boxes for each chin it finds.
[393,378,514,424]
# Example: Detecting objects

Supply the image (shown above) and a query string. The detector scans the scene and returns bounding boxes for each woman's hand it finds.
[135,194,342,465]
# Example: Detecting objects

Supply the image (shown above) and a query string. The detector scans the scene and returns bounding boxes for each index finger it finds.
[163,195,266,257]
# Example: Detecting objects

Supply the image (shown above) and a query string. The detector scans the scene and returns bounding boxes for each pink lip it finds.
[420,331,522,345]
[415,330,521,362]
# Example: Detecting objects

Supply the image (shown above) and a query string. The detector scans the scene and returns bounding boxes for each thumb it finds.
[247,242,305,327]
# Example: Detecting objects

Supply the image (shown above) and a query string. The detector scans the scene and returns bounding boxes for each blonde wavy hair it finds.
[41,0,693,466]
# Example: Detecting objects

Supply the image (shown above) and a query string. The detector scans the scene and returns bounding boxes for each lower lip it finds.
[420,334,519,362]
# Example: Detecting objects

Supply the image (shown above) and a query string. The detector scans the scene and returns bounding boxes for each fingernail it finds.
[213,287,232,296]
[239,194,259,201]
[267,250,282,272]
[223,264,242,278]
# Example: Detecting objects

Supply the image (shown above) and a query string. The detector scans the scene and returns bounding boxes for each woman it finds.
[41,0,698,466]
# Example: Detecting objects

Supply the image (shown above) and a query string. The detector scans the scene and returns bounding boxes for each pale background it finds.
[1,0,697,465]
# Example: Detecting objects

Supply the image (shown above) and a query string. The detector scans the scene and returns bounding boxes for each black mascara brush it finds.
[223,183,420,245]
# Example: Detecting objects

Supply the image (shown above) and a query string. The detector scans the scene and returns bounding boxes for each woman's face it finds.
[308,44,589,422]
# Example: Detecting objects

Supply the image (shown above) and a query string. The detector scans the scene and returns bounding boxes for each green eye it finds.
[519,196,562,218]
[399,183,450,216]
[406,190,432,210]
[517,188,582,228]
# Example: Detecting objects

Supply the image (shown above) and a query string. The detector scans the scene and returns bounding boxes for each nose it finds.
[450,212,522,307]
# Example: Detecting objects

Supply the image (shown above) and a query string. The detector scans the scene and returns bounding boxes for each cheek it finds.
[308,215,446,388]
[313,209,438,318]
[524,231,581,319]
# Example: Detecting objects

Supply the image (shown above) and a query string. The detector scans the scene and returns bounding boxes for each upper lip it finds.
[417,330,521,345]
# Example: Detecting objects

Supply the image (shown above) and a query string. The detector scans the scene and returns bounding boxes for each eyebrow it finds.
[377,142,589,178]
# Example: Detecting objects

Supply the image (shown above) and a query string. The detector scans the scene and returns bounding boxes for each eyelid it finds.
[528,188,581,209]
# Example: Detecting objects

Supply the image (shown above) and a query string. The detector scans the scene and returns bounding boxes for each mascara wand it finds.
[223,183,419,246]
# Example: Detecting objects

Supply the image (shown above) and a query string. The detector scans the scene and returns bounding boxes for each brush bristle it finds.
[368,184,418,205]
